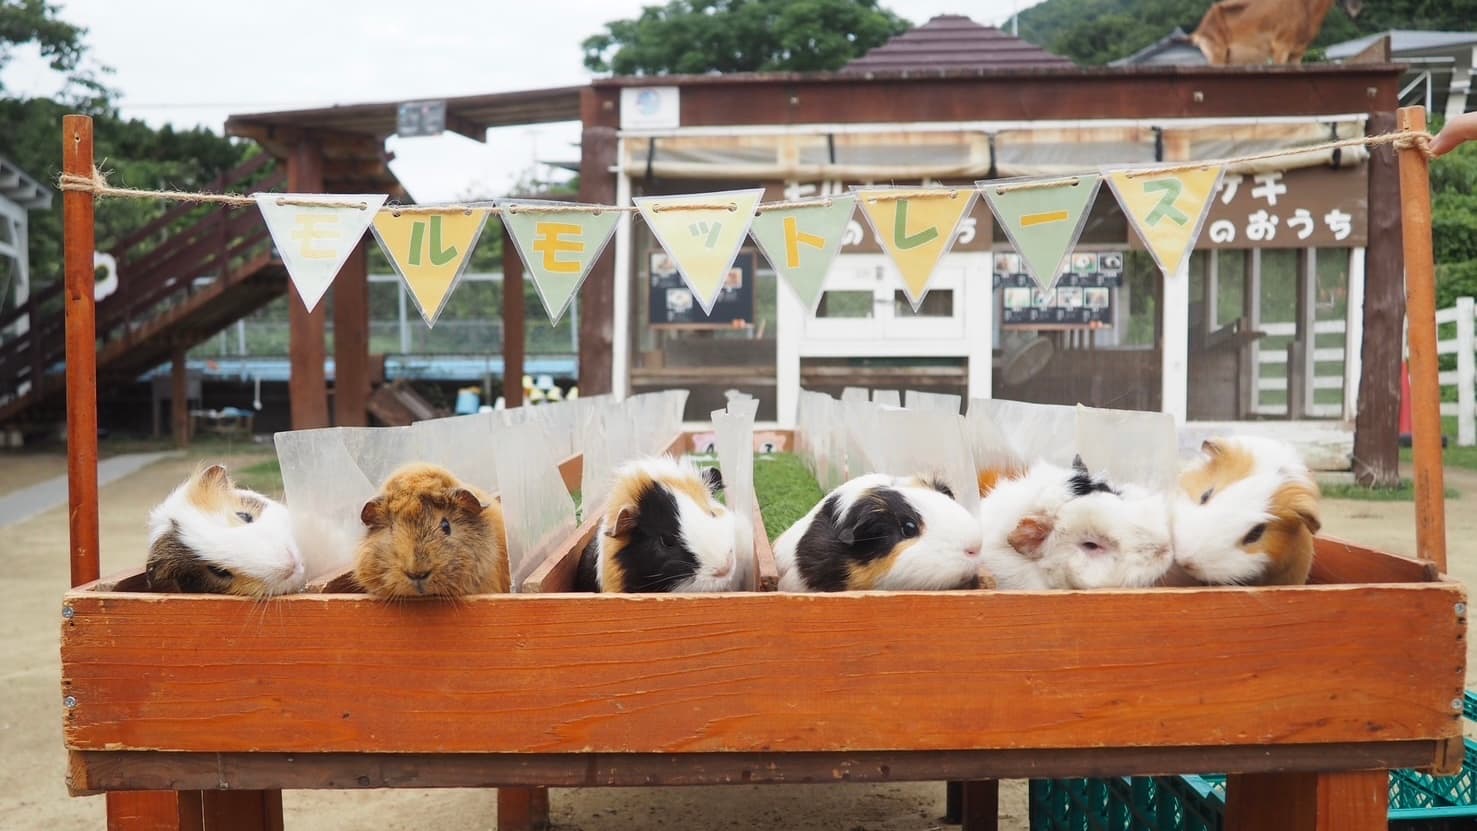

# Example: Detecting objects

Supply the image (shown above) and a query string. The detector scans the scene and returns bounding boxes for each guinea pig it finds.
[977,457,1171,590]
[353,463,510,597]
[574,456,740,593]
[146,464,306,597]
[1172,436,1321,586]
[773,473,983,592]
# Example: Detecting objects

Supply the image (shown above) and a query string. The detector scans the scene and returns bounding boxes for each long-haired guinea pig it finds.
[146,464,305,597]
[1172,436,1321,586]
[978,457,1172,590]
[354,463,510,597]
[773,473,983,592]
[573,456,739,593]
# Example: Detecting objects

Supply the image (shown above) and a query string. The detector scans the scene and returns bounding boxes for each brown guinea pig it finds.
[353,463,510,597]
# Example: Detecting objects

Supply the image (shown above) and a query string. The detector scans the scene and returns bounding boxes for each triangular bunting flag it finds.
[978,175,1100,291]
[635,189,762,315]
[748,194,855,315]
[256,193,386,312]
[500,201,620,324]
[1106,166,1226,276]
[853,187,976,310]
[370,208,490,326]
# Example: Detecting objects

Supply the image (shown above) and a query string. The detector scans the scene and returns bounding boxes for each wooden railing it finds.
[0,153,283,406]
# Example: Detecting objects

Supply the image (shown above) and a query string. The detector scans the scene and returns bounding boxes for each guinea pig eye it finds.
[1200,488,1214,505]
[235,511,254,524]
[206,564,232,579]
[440,518,452,536]
[900,519,919,538]
[1242,523,1267,545]
[660,533,679,548]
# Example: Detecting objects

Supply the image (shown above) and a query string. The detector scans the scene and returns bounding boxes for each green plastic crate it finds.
[1031,694,1477,831]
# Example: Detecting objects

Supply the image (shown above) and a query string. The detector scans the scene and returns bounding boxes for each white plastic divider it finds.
[713,394,759,590]
[905,390,963,414]
[1074,405,1179,492]
[491,416,579,591]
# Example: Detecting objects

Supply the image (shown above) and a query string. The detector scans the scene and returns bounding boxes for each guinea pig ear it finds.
[700,466,724,495]
[1072,455,1089,475]
[1201,438,1225,457]
[1007,515,1053,561]
[1276,481,1323,535]
[360,496,388,529]
[608,504,639,537]
[449,488,487,515]
[144,562,183,593]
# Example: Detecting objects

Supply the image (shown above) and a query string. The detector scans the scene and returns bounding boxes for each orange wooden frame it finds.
[57,109,1461,831]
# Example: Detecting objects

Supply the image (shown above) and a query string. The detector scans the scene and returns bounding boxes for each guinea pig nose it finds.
[712,559,733,577]
[405,569,432,582]
[964,544,981,558]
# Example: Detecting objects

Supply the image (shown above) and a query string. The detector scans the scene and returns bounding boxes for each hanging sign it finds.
[635,188,762,315]
[501,202,620,324]
[1106,166,1225,276]
[853,187,976,310]
[748,194,856,315]
[979,174,1100,291]
[371,208,490,326]
[256,193,387,312]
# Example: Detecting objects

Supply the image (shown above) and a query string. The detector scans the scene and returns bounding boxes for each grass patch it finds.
[1399,417,1477,472]
[1321,479,1459,501]
[753,452,825,542]
[233,457,284,498]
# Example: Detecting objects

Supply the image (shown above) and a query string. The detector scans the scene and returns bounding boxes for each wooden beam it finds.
[1353,111,1402,487]
[501,220,525,408]
[171,348,190,448]
[1225,770,1388,831]
[497,787,550,831]
[61,114,99,588]
[577,95,618,396]
[286,138,330,430]
[333,239,370,427]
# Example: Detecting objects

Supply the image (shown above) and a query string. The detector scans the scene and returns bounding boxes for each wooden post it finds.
[501,220,525,408]
[1225,770,1388,831]
[171,347,190,448]
[1296,247,1318,415]
[61,114,99,588]
[1396,105,1448,570]
[577,89,618,396]
[1242,250,1262,418]
[333,238,370,426]
[1287,340,1307,420]
[1353,110,1403,486]
[960,780,999,831]
[498,786,550,831]
[286,138,329,430]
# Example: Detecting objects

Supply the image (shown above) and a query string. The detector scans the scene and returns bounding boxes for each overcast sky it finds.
[4,0,1041,201]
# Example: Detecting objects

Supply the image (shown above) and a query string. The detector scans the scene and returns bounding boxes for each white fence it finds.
[1252,296,1477,446]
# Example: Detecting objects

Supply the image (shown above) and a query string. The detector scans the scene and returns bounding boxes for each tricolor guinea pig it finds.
[1172,436,1321,586]
[146,464,306,597]
[574,456,741,593]
[773,473,983,592]
[977,457,1172,590]
[354,463,511,597]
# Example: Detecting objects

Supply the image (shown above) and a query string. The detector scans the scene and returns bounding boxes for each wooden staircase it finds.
[0,155,287,429]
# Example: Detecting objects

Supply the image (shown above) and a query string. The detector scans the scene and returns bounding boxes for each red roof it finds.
[843,14,1074,73]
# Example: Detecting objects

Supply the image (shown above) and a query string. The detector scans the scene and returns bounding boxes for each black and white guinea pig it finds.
[146,464,305,597]
[978,457,1172,590]
[773,473,983,592]
[574,456,741,593]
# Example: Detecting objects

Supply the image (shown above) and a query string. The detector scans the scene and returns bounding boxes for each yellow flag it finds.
[1106,167,1225,276]
[371,209,491,326]
[854,188,976,309]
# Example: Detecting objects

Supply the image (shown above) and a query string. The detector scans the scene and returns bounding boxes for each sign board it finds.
[649,249,755,327]
[397,100,447,138]
[1198,166,1366,249]
[620,86,681,130]
[996,249,1123,328]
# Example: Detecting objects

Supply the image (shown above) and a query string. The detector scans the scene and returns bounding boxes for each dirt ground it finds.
[1,448,1471,830]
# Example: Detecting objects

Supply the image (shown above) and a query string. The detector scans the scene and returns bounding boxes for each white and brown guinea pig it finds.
[354,463,510,597]
[574,456,740,593]
[1172,436,1321,586]
[146,464,305,597]
[774,473,983,592]
[978,457,1172,590]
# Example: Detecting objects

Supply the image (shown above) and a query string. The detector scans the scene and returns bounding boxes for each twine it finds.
[56,129,1439,212]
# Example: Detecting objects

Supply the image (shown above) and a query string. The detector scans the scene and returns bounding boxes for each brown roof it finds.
[842,14,1074,73]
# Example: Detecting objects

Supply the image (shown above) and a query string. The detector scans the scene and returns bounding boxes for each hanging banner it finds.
[635,189,762,316]
[1106,165,1225,275]
[256,193,387,312]
[371,208,490,326]
[853,187,976,310]
[501,201,620,324]
[978,174,1100,291]
[748,194,856,315]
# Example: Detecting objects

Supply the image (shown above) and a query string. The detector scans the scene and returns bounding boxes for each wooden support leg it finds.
[497,786,550,831]
[1225,770,1388,831]
[960,780,998,831]
[171,348,190,448]
[944,780,963,823]
[107,790,283,831]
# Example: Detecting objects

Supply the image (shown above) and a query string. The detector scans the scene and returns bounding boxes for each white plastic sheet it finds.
[712,397,757,590]
[974,398,1079,468]
[871,389,902,409]
[491,416,578,591]
[579,397,642,516]
[965,399,1024,478]
[869,406,981,513]
[1074,404,1179,491]
[905,390,963,414]
[408,413,500,494]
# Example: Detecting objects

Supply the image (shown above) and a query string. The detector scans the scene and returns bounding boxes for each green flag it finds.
[748,194,855,315]
[501,201,621,324]
[979,174,1101,290]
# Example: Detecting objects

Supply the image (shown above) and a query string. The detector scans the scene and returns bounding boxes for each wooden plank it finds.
[1225,770,1388,831]
[960,780,998,831]
[502,221,525,408]
[171,348,190,448]
[61,583,1465,754]
[1396,106,1448,571]
[286,138,329,431]
[1310,536,1438,584]
[752,494,779,591]
[200,790,284,831]
[577,115,618,396]
[521,506,600,593]
[497,787,550,831]
[1353,110,1403,487]
[68,741,1445,794]
[62,114,100,588]
[333,239,370,427]
[105,791,203,831]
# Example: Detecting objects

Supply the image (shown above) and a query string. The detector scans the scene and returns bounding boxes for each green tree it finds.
[582,0,911,75]
[0,0,113,107]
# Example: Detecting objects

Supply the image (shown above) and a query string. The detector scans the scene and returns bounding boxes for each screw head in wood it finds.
[63,696,77,709]
[1454,698,1465,711]
[1457,603,1467,617]
[1193,91,1204,103]
[62,606,74,619]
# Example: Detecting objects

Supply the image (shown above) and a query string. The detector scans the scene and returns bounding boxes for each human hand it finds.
[1431,112,1477,157]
